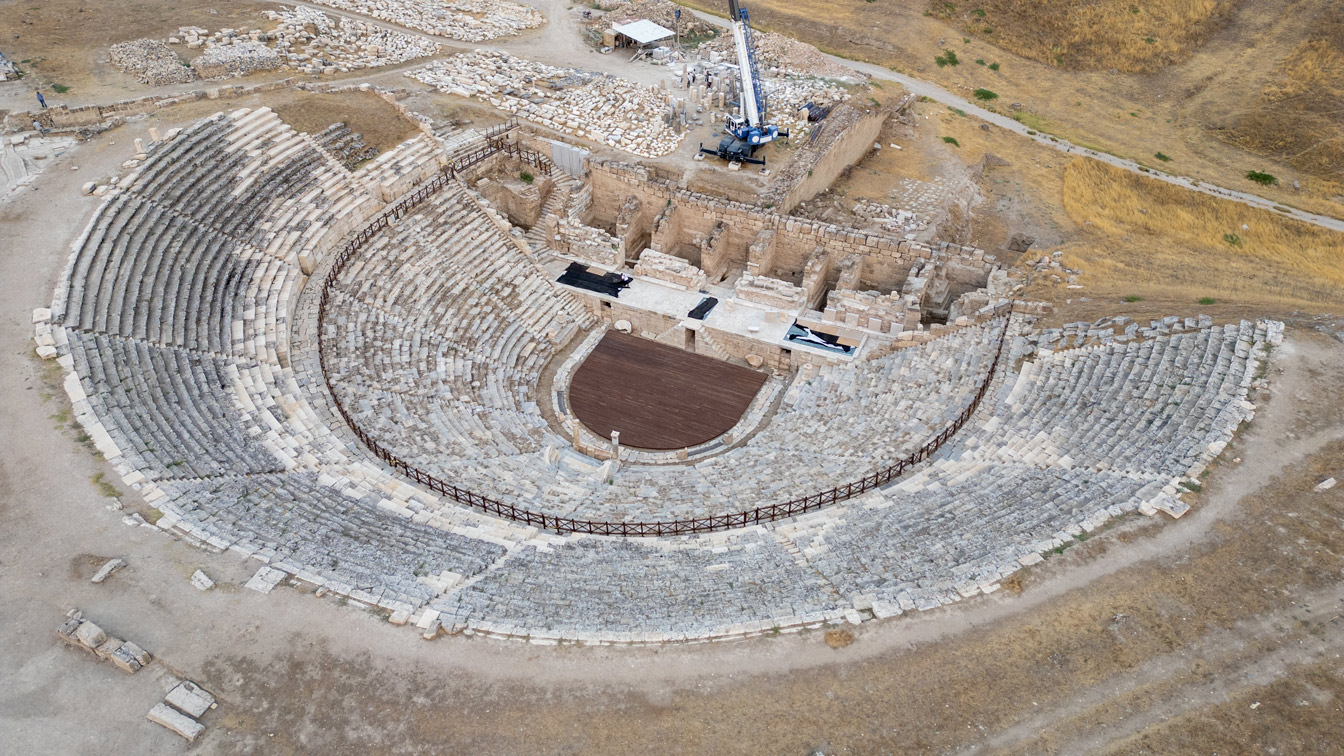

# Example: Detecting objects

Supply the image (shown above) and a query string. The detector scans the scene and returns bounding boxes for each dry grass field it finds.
[1212,3,1344,179]
[1055,159,1344,312]
[930,0,1239,73]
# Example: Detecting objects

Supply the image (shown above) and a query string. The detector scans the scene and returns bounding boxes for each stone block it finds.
[165,681,215,718]
[94,636,124,659]
[91,557,126,584]
[75,621,106,649]
[147,702,204,742]
[191,570,215,591]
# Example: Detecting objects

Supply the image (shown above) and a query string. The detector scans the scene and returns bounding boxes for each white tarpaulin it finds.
[611,19,674,46]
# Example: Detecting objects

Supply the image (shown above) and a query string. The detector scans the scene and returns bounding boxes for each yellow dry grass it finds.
[931,0,1237,73]
[1214,4,1344,178]
[1056,159,1344,310]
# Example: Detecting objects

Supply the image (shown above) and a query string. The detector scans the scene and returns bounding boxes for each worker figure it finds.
[36,90,47,108]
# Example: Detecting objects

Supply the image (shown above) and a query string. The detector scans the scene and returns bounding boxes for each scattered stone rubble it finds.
[147,680,217,742]
[593,0,717,40]
[1028,250,1082,286]
[676,61,851,137]
[703,30,856,80]
[306,0,543,42]
[109,39,199,86]
[56,609,152,673]
[852,199,929,239]
[410,51,685,157]
[0,50,18,81]
[259,7,440,73]
[195,40,284,79]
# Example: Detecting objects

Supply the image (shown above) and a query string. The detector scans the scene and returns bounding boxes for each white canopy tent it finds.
[611,19,675,47]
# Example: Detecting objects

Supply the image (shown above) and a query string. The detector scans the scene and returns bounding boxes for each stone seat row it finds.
[960,324,1260,477]
[62,194,261,354]
[66,331,282,480]
[157,472,509,610]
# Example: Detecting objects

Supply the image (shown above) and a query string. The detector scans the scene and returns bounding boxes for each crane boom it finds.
[699,0,788,164]
[728,0,764,127]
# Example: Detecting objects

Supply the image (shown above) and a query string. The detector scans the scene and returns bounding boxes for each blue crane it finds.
[700,0,788,164]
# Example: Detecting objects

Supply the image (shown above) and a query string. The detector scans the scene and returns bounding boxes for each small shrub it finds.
[1154,152,1172,162]
[972,8,986,17]
[51,83,70,93]
[973,88,998,101]
[1143,37,1156,44]
[975,58,986,66]
[1197,297,1217,305]
[948,106,968,117]
[1245,170,1277,186]
[1222,233,1243,247]
[519,170,534,184]
[988,62,1000,71]
[983,26,994,34]
[1123,295,1143,302]
[935,49,960,67]
[942,136,960,147]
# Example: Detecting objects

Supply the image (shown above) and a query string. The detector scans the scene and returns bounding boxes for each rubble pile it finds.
[704,30,856,79]
[108,38,199,86]
[0,51,19,81]
[306,0,543,42]
[410,51,685,157]
[194,40,284,79]
[761,77,852,134]
[261,7,440,73]
[168,9,438,79]
[594,0,717,39]
[852,199,928,239]
[316,122,380,169]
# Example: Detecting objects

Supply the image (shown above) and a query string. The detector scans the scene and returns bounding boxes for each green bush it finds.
[942,136,960,147]
[1222,233,1242,247]
[988,62,1000,71]
[1197,297,1217,305]
[1154,152,1172,162]
[1245,170,1277,186]
[935,49,960,67]
[973,88,999,101]
[520,171,534,184]
[1124,295,1143,302]
[51,83,70,94]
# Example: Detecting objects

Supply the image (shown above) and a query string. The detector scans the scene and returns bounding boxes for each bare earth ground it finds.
[3,123,1344,753]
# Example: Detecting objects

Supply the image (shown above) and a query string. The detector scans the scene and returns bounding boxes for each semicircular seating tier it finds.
[45,108,1276,642]
[319,185,1005,523]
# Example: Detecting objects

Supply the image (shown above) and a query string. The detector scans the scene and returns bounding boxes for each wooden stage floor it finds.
[568,331,768,451]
